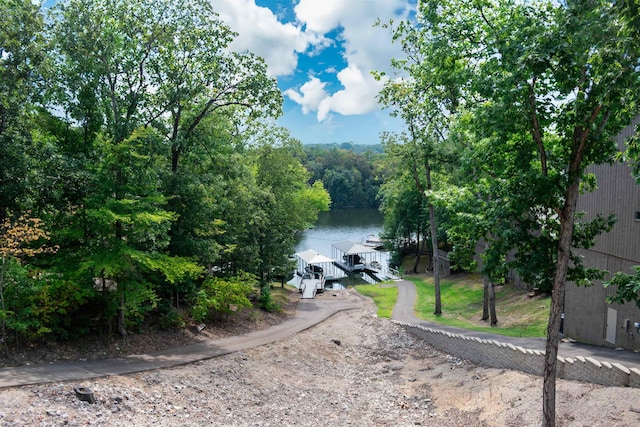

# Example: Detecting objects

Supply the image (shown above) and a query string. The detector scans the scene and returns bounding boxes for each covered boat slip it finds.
[293,249,341,280]
[332,240,395,283]
[293,249,338,299]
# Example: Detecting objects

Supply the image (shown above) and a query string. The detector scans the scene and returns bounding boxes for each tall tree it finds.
[249,124,330,307]
[377,19,462,315]
[378,133,431,274]
[411,1,640,424]
[0,0,46,216]
[78,129,201,336]
[49,0,282,170]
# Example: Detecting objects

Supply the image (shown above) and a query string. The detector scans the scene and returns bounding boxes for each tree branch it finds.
[528,78,548,176]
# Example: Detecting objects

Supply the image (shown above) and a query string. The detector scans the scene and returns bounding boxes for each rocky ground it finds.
[1,288,640,426]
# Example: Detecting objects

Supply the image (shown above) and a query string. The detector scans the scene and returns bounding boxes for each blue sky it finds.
[43,0,416,145]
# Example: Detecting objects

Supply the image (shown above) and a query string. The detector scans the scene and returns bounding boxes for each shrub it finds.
[192,272,255,322]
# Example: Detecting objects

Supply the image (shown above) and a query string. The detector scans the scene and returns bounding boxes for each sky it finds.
[215,0,415,145]
[43,0,416,145]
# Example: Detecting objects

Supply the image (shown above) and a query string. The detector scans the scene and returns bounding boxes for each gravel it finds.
[1,289,640,426]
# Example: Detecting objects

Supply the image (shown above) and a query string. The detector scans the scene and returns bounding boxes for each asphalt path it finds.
[0,280,638,389]
[0,296,361,389]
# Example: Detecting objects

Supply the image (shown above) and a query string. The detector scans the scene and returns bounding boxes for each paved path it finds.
[0,296,361,389]
[391,279,640,370]
[1,279,639,389]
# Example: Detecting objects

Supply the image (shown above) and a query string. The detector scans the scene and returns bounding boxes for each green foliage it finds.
[0,0,47,213]
[301,145,383,208]
[1,259,93,340]
[0,0,305,343]
[244,125,331,287]
[604,266,640,309]
[50,0,282,166]
[389,0,640,293]
[192,273,255,321]
[387,1,640,420]
[626,124,640,184]
[157,305,186,330]
[77,130,201,333]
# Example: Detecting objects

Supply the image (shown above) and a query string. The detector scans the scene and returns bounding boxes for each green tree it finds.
[301,145,382,208]
[604,266,640,308]
[411,1,640,424]
[378,132,430,274]
[49,0,282,171]
[250,125,330,308]
[78,130,201,336]
[0,211,58,356]
[377,20,463,315]
[192,272,255,322]
[0,0,46,216]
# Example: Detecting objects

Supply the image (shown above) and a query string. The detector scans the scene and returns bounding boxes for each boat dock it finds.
[331,240,395,283]
[300,276,324,299]
[292,239,398,298]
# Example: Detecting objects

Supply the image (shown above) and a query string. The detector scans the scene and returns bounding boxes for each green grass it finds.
[354,284,398,318]
[354,274,550,338]
[412,274,550,337]
[270,286,292,304]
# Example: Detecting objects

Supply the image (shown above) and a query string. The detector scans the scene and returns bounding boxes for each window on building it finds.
[635,211,640,222]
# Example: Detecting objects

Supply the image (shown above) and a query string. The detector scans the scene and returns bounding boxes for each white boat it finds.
[363,234,384,249]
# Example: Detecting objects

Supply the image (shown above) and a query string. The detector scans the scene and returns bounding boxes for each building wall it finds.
[564,117,640,349]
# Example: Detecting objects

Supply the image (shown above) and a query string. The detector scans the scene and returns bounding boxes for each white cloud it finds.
[295,0,413,74]
[317,65,385,121]
[284,76,328,115]
[213,0,414,122]
[212,0,322,77]
[293,0,414,121]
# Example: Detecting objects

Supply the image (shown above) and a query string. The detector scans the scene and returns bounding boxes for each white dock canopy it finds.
[332,240,383,273]
[295,249,334,265]
[332,240,378,255]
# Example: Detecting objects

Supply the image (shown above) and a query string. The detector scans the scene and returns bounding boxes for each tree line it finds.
[0,0,330,350]
[299,143,385,209]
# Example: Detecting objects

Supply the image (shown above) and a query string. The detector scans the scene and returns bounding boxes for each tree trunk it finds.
[429,202,441,314]
[117,290,127,338]
[412,226,421,274]
[542,156,583,426]
[426,162,442,315]
[481,239,490,320]
[171,147,180,173]
[482,274,490,321]
[117,308,127,337]
[489,282,498,326]
[0,256,8,358]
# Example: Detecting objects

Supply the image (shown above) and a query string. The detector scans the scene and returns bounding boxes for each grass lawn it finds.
[412,274,550,337]
[353,284,398,318]
[354,274,550,338]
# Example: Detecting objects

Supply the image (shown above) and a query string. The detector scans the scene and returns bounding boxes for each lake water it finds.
[290,207,389,288]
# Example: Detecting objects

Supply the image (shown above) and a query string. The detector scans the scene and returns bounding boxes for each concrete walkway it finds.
[1,279,639,389]
[0,297,361,389]
[391,279,640,371]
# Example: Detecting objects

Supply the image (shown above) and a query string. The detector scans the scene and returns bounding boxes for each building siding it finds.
[565,116,640,349]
